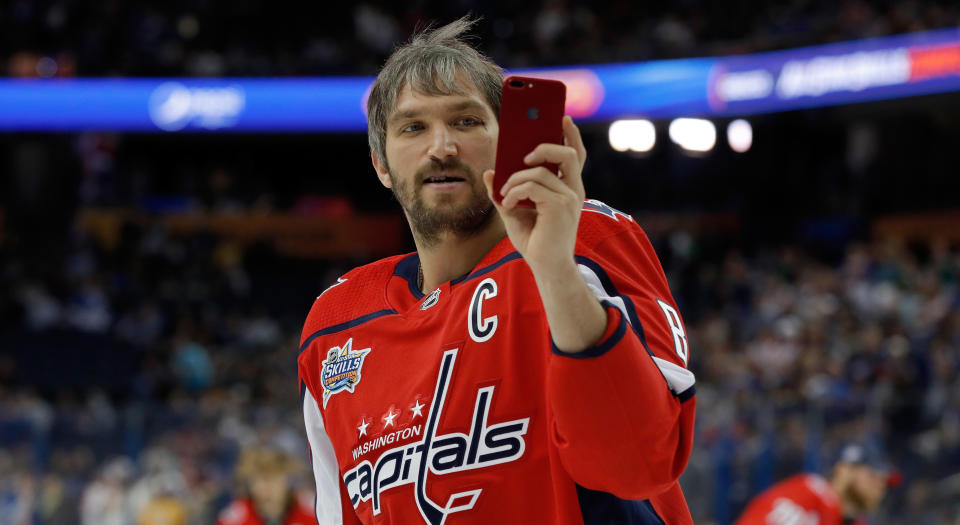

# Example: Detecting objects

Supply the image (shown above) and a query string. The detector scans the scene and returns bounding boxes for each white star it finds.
[357,418,369,437]
[382,409,398,428]
[410,400,425,419]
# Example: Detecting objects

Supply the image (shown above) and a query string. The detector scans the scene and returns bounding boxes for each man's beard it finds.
[389,159,494,246]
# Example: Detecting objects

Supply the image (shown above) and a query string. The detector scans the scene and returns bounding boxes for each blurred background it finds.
[1,1,960,524]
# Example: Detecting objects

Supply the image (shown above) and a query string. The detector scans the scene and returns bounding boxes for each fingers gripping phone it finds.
[493,76,567,206]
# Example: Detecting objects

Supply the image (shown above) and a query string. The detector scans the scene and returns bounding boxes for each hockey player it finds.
[734,443,899,525]
[217,448,317,525]
[298,16,696,524]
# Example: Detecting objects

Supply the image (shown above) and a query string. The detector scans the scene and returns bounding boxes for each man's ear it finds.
[371,150,392,188]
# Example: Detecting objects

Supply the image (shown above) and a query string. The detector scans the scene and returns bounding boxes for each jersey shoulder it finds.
[577,198,657,257]
[767,473,837,509]
[578,199,642,243]
[299,253,408,347]
[800,473,841,509]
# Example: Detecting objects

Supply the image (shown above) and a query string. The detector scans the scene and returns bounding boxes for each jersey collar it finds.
[388,236,518,311]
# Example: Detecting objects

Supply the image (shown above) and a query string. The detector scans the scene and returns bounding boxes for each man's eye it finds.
[402,123,424,133]
[456,117,482,127]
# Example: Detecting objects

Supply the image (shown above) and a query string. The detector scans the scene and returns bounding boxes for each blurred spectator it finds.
[36,473,76,525]
[215,447,316,525]
[16,283,62,331]
[80,457,134,525]
[0,455,35,525]
[171,331,214,393]
[128,447,188,521]
[137,495,186,525]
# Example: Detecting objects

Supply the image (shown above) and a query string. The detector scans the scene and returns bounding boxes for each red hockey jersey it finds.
[298,200,696,524]
[734,474,848,525]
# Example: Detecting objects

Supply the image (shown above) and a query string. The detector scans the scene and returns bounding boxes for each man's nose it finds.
[427,126,458,159]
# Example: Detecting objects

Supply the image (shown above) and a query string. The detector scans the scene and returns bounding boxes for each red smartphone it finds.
[493,76,567,206]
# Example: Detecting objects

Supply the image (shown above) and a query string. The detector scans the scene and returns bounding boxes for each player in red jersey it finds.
[217,448,318,525]
[734,443,899,525]
[298,16,696,525]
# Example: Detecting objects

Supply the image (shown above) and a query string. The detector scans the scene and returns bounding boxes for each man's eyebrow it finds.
[388,99,489,124]
[446,99,488,113]
[388,109,421,124]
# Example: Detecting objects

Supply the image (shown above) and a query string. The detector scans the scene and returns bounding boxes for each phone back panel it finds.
[493,76,566,204]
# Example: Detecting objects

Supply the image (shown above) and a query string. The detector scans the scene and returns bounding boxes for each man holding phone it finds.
[298,16,695,525]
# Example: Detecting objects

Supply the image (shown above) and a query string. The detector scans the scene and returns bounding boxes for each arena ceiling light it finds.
[608,119,656,153]
[669,118,716,153]
[727,119,753,153]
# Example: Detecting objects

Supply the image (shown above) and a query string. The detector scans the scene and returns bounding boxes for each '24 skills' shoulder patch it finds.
[321,338,371,408]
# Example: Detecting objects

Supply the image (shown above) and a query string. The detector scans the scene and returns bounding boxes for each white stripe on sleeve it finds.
[652,356,696,396]
[577,263,696,397]
[578,263,631,324]
[303,388,343,525]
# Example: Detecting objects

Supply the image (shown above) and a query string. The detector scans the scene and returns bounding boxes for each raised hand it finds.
[483,115,587,278]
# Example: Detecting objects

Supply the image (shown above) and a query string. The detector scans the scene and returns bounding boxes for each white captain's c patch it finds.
[468,278,498,343]
[321,338,371,408]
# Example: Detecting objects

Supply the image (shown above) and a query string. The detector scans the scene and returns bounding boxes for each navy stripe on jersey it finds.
[453,251,523,285]
[551,300,627,359]
[299,309,397,353]
[394,252,425,299]
[395,250,523,300]
[577,485,667,525]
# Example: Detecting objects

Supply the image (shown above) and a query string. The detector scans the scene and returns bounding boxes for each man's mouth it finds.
[422,174,466,184]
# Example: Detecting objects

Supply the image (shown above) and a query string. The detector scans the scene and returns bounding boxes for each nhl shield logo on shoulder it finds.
[420,288,441,310]
[321,338,371,408]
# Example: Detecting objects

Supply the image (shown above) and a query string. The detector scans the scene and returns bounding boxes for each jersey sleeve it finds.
[301,377,363,525]
[546,214,696,500]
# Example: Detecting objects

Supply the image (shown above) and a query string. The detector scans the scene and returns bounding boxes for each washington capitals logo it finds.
[343,348,529,524]
[321,338,371,408]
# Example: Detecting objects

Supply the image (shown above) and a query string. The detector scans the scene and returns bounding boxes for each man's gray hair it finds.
[366,16,503,168]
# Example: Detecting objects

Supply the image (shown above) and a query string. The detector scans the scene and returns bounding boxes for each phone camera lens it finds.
[509,79,524,88]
